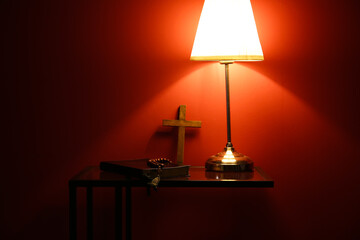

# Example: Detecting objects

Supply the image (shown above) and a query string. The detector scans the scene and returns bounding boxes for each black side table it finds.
[69,166,273,240]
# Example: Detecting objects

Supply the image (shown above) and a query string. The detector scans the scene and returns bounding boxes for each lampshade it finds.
[190,0,264,61]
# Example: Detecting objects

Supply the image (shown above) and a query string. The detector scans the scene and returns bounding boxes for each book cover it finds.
[100,159,190,179]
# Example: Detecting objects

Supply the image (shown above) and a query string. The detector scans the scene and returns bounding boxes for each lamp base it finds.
[205,147,254,172]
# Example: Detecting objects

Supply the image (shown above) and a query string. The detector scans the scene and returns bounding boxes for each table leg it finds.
[87,187,93,240]
[69,185,77,240]
[115,187,123,240]
[126,187,132,240]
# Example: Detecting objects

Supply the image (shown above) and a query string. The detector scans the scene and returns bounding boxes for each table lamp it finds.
[190,0,264,172]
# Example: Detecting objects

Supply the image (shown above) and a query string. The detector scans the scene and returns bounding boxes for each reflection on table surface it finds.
[72,166,268,182]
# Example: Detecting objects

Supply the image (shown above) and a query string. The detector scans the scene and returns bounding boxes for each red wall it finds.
[2,0,359,239]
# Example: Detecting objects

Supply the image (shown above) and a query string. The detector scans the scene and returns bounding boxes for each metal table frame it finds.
[69,166,273,240]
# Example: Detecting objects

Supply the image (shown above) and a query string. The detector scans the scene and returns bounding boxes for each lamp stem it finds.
[224,62,233,148]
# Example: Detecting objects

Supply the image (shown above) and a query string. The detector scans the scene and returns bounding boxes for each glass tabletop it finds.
[70,166,273,188]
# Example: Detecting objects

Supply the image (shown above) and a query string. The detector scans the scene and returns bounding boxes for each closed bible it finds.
[100,159,190,179]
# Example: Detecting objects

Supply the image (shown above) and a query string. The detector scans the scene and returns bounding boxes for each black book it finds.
[100,159,190,179]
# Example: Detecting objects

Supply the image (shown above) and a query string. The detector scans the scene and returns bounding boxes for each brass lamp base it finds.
[205,147,254,172]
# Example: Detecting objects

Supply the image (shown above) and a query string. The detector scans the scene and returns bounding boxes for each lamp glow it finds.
[222,148,236,163]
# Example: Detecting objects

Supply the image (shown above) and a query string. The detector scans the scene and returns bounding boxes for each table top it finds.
[69,166,273,188]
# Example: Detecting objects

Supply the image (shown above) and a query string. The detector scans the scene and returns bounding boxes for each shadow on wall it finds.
[145,108,202,163]
[74,187,284,240]
[131,188,284,240]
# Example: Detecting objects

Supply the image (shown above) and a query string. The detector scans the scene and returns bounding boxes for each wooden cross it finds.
[162,105,201,165]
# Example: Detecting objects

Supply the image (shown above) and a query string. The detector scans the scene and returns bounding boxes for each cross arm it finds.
[162,119,202,128]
